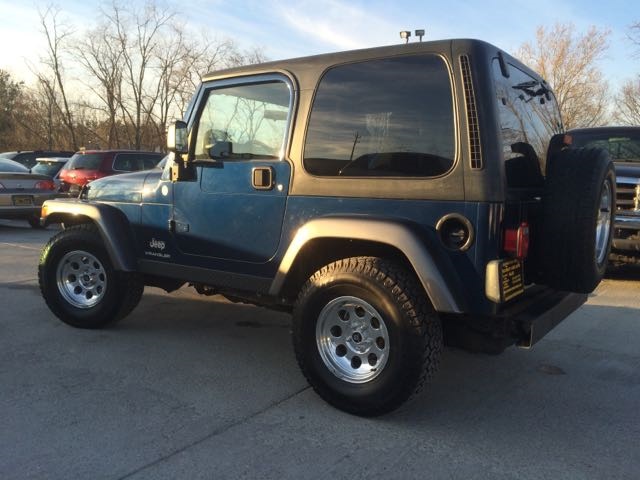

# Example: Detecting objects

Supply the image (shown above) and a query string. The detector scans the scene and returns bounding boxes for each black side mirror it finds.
[167,121,188,154]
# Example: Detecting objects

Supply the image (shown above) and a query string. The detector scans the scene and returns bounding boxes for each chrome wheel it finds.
[316,296,390,384]
[56,250,107,309]
[595,179,612,265]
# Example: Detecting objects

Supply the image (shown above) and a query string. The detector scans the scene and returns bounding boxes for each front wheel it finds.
[292,257,442,416]
[38,224,144,328]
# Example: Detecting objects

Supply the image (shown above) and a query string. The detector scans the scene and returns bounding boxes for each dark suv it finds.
[37,39,615,416]
[59,150,164,195]
[568,126,640,262]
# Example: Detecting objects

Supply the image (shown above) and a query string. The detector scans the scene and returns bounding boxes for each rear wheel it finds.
[27,215,45,229]
[292,257,442,416]
[542,147,615,292]
[38,224,144,328]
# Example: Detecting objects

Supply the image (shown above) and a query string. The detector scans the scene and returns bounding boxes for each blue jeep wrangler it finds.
[38,39,615,416]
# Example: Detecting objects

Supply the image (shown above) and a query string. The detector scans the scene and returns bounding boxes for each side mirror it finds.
[167,121,188,154]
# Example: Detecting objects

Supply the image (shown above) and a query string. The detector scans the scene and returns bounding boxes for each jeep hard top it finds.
[38,39,615,416]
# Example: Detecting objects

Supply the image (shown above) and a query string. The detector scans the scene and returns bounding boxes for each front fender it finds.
[42,199,137,272]
[270,217,465,313]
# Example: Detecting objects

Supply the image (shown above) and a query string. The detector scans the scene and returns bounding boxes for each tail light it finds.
[504,222,530,259]
[35,180,56,190]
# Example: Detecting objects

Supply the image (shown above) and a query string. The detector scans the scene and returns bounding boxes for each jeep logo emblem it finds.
[149,238,166,250]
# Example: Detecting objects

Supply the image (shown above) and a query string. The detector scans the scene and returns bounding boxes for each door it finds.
[172,75,294,265]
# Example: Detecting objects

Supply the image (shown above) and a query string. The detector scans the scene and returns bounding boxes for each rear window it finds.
[32,161,65,176]
[571,133,640,163]
[303,54,455,177]
[113,153,163,171]
[0,159,29,172]
[65,153,104,170]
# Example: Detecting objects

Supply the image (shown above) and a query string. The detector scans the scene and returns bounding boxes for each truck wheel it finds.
[542,147,615,293]
[292,257,442,416]
[38,224,144,328]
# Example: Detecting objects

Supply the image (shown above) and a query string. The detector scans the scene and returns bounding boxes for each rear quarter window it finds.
[303,54,456,177]
[493,60,563,186]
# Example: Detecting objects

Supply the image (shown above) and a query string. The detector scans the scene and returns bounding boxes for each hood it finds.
[86,170,153,203]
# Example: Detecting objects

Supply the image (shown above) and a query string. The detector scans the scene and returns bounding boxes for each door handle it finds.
[252,167,274,190]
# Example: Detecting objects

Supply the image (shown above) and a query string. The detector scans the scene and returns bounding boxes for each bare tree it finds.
[614,77,640,126]
[516,23,610,129]
[611,22,640,125]
[104,1,174,150]
[38,5,78,149]
[74,21,125,148]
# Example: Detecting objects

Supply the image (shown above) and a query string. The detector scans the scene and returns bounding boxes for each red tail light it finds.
[35,180,56,190]
[504,222,530,259]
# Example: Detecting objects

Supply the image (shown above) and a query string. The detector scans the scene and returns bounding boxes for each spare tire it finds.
[541,147,615,293]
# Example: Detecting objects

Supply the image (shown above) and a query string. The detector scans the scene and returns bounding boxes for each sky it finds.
[0,0,638,91]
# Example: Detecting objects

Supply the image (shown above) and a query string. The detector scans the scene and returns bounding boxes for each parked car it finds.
[0,150,74,169]
[39,39,614,416]
[59,150,165,195]
[30,157,70,191]
[0,158,61,228]
[568,126,640,261]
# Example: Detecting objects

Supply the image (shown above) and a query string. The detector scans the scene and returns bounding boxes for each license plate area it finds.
[499,259,524,302]
[12,195,34,206]
[486,258,525,303]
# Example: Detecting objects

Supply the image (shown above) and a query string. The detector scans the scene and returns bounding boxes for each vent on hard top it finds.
[459,55,482,169]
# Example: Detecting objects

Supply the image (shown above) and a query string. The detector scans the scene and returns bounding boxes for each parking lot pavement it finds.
[1,219,639,480]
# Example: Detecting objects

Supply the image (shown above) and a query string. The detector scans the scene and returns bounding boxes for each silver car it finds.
[0,158,62,228]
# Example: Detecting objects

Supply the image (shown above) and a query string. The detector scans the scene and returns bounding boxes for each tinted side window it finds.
[113,154,137,171]
[113,153,162,171]
[493,60,562,185]
[304,54,455,177]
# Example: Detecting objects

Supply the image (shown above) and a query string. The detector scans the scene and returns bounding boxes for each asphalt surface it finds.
[1,219,639,479]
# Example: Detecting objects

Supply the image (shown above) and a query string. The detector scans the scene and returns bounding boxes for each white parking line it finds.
[0,242,41,251]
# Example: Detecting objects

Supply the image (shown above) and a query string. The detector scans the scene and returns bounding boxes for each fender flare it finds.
[42,199,138,272]
[270,217,464,313]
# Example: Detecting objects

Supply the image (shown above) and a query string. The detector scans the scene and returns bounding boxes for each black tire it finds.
[542,147,615,293]
[38,224,144,328]
[292,257,442,416]
[27,215,45,229]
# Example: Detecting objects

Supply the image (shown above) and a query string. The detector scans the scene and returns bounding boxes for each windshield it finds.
[32,161,65,176]
[64,153,103,170]
[571,132,640,163]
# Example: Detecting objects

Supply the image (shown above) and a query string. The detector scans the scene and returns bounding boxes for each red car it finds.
[59,150,164,195]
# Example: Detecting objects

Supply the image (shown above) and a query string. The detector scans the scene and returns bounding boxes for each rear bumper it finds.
[510,289,587,348]
[442,287,587,352]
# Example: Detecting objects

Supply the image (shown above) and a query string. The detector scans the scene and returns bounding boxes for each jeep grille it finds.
[460,55,482,170]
